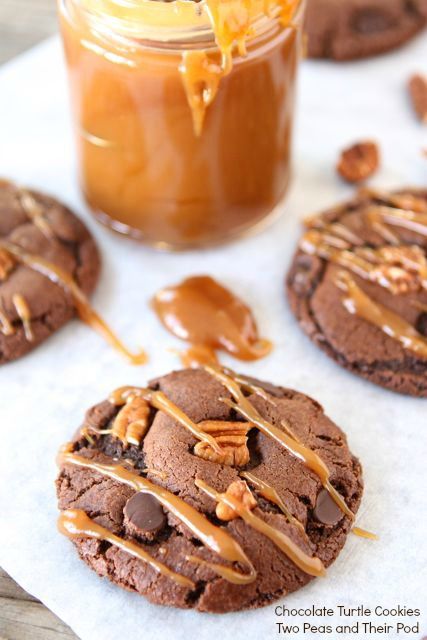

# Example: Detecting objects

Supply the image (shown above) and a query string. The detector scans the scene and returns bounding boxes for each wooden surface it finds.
[0,7,79,639]
[0,569,77,640]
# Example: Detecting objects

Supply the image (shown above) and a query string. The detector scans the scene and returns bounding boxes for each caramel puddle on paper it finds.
[152,275,272,365]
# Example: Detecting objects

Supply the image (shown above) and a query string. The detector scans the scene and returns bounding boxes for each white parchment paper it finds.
[0,34,426,640]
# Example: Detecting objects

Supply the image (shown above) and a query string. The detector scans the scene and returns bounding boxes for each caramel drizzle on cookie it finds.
[110,386,223,455]
[301,230,427,294]
[301,191,427,358]
[195,478,325,578]
[0,241,147,365]
[12,294,34,342]
[205,366,354,519]
[0,309,14,337]
[58,447,256,586]
[241,471,306,534]
[335,271,427,358]
[18,189,55,241]
[58,509,195,588]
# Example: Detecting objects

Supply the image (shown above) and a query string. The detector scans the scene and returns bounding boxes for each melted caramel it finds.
[179,51,228,137]
[59,450,256,584]
[177,344,219,369]
[152,276,272,362]
[241,471,305,533]
[1,241,147,365]
[58,509,195,588]
[0,309,14,337]
[180,0,299,134]
[301,194,427,356]
[12,294,34,342]
[352,526,378,541]
[359,188,427,214]
[18,189,55,241]
[366,205,427,237]
[195,478,325,577]
[110,386,223,455]
[205,366,354,519]
[301,231,427,295]
[336,271,427,359]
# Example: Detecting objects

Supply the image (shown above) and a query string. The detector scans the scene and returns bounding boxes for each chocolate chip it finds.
[313,489,343,526]
[352,9,394,34]
[124,492,166,534]
[416,312,427,337]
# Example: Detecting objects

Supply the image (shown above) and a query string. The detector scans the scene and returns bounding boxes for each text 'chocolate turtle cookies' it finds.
[0,179,100,363]
[0,179,147,365]
[56,367,367,612]
[286,188,427,396]
[305,0,427,61]
[152,275,272,366]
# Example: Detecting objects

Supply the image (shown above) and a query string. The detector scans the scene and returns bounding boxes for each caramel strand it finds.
[204,365,354,519]
[221,367,277,406]
[352,526,378,541]
[336,271,427,359]
[358,188,427,214]
[0,241,147,365]
[300,230,427,294]
[176,344,219,369]
[0,309,14,336]
[59,449,256,585]
[241,471,306,534]
[366,205,427,237]
[18,189,55,241]
[109,386,223,455]
[58,509,195,588]
[180,0,300,135]
[12,294,34,342]
[195,478,325,578]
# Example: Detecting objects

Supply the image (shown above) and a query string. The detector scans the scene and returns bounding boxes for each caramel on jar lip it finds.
[152,275,272,361]
[59,0,303,249]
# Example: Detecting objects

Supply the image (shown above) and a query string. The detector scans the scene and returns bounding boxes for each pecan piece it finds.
[0,248,15,281]
[367,245,427,294]
[337,141,380,183]
[216,480,257,521]
[409,74,427,123]
[111,395,150,446]
[193,420,251,466]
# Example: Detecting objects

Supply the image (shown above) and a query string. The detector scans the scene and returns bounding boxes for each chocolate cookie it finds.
[0,179,100,363]
[287,188,427,396]
[56,367,364,613]
[305,0,427,61]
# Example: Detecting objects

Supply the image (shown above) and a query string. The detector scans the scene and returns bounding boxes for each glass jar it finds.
[58,0,305,250]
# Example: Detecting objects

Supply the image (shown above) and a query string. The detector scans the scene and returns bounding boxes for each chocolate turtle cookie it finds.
[0,179,100,363]
[56,367,365,613]
[287,188,427,396]
[305,0,427,61]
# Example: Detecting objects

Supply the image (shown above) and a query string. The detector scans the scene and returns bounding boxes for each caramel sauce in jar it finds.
[58,0,305,249]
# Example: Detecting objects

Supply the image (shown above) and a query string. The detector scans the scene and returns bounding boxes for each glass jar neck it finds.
[63,0,303,48]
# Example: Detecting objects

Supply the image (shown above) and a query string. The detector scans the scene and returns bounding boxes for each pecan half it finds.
[337,141,380,183]
[111,396,150,446]
[194,420,251,466]
[409,74,427,123]
[0,248,15,281]
[216,480,257,521]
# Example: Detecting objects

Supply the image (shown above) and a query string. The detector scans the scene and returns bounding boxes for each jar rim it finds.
[63,0,304,47]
